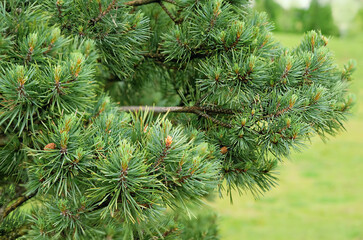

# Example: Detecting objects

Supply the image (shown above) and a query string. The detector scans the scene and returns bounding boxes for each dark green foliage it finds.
[43,0,150,79]
[0,0,355,239]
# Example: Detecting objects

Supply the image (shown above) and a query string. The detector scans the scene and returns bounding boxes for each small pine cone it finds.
[220,146,228,154]
[44,143,56,150]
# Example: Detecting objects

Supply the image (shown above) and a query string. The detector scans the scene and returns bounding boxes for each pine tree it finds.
[0,0,355,239]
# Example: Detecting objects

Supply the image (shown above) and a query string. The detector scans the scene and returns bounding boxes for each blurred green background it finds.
[211,0,363,239]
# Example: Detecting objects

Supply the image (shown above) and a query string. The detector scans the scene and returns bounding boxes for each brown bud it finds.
[321,35,329,46]
[220,146,228,154]
[313,92,322,102]
[143,124,148,133]
[241,118,247,127]
[165,135,173,147]
[44,143,56,150]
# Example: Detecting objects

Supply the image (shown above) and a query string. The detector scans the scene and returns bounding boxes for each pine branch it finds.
[124,0,178,7]
[2,191,37,220]
[119,105,237,115]
[119,106,235,128]
[142,52,165,60]
[56,1,63,18]
[0,184,27,216]
[42,43,54,55]
[195,92,210,106]
[143,50,211,62]
[159,1,177,23]
[152,141,171,172]
[120,106,193,113]
[163,0,177,4]
[91,0,118,24]
[124,0,159,7]
[193,109,233,128]
[162,227,178,237]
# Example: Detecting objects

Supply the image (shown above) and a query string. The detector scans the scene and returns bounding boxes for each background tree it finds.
[255,0,340,36]
[350,8,363,35]
[303,0,339,36]
[0,0,355,239]
[254,0,283,31]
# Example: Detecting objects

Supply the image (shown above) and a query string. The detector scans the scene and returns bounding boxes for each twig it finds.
[43,43,54,55]
[56,1,63,19]
[124,0,159,7]
[163,227,178,237]
[142,52,165,60]
[120,106,193,113]
[143,51,211,62]
[228,34,241,51]
[119,105,235,128]
[25,47,33,64]
[152,142,171,172]
[193,109,233,128]
[91,0,117,25]
[195,92,210,106]
[119,105,237,115]
[2,191,37,219]
[159,1,177,23]
[163,0,177,4]
[263,105,292,119]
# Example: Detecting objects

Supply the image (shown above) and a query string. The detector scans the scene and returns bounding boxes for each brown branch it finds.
[119,105,237,115]
[56,1,63,18]
[98,1,103,13]
[163,227,178,237]
[223,168,248,174]
[119,106,235,128]
[163,0,177,4]
[195,92,210,106]
[202,105,241,114]
[142,52,165,61]
[159,1,177,23]
[119,106,194,113]
[263,105,292,119]
[228,35,241,51]
[25,47,33,64]
[0,184,26,214]
[124,0,179,7]
[124,0,159,7]
[152,143,171,172]
[91,0,117,25]
[2,191,37,219]
[151,226,178,239]
[193,109,233,128]
[142,51,211,62]
[204,5,221,36]
[43,43,54,55]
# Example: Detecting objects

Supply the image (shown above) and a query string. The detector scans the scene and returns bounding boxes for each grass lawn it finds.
[210,32,363,240]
